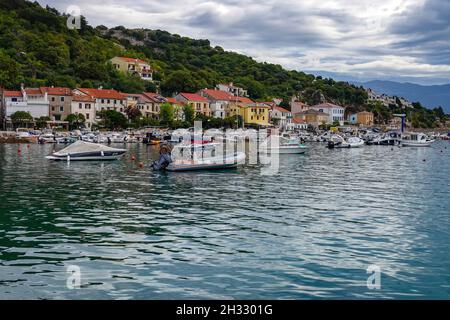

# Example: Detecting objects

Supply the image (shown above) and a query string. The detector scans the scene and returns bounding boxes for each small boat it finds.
[38,133,56,144]
[166,152,246,172]
[55,136,78,144]
[327,135,364,148]
[367,131,402,145]
[261,136,307,154]
[401,133,435,147]
[46,140,126,161]
[174,140,221,151]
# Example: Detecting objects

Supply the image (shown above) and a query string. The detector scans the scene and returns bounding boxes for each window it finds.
[79,103,82,109]
[59,106,64,112]
[86,104,90,109]
[61,97,64,102]
[86,114,90,120]
[51,106,55,112]
[101,99,105,104]
[11,98,17,102]
[51,97,55,102]
[107,99,110,104]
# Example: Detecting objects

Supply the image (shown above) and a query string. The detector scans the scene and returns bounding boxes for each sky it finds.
[39,0,450,85]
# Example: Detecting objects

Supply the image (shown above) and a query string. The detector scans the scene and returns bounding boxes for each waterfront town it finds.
[0,56,382,133]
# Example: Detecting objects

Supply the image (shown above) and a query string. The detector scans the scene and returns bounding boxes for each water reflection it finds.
[0,142,449,299]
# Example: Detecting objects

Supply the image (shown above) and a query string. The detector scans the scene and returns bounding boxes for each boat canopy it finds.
[53,141,126,156]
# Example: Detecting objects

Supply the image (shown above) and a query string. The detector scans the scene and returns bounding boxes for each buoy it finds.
[131,155,136,161]
[139,162,144,168]
[27,144,30,148]
[423,159,426,162]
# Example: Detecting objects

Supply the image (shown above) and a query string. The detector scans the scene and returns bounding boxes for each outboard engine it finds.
[150,144,173,170]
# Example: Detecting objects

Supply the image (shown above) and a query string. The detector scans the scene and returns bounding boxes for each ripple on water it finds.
[0,142,449,299]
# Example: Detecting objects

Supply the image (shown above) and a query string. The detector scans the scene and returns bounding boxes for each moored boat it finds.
[46,141,126,161]
[166,152,246,172]
[401,133,435,147]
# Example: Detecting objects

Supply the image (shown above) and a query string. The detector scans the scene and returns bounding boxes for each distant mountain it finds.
[358,80,450,114]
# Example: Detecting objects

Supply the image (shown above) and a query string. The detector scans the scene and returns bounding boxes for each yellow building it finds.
[110,56,153,81]
[226,103,270,126]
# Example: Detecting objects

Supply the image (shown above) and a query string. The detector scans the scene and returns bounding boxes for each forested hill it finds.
[0,0,369,107]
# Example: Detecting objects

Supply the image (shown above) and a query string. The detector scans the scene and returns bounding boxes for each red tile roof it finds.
[25,88,44,95]
[76,88,124,100]
[199,89,234,101]
[41,87,72,96]
[166,97,186,105]
[3,90,22,97]
[292,118,306,124]
[179,93,209,102]
[72,95,95,102]
[235,96,254,104]
[116,56,148,64]
[273,106,290,113]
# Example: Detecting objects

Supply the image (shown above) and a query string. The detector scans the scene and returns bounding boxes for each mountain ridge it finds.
[356,80,450,113]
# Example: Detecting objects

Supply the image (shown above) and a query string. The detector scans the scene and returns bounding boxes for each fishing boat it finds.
[166,152,246,172]
[46,141,126,161]
[327,135,364,148]
[401,133,435,147]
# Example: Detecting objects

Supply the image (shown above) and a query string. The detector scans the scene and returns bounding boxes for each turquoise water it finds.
[0,141,449,299]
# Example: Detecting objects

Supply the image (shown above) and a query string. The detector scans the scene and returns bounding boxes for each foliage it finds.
[36,116,50,129]
[159,102,174,125]
[124,106,142,120]
[183,104,195,124]
[97,110,127,130]
[10,110,32,122]
[65,113,85,130]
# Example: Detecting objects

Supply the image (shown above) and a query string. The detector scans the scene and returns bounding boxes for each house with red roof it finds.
[41,87,73,121]
[270,106,292,129]
[309,102,345,125]
[110,56,153,81]
[165,97,185,120]
[73,87,126,114]
[175,93,211,116]
[71,95,96,129]
[216,82,248,97]
[198,88,236,119]
[1,85,49,129]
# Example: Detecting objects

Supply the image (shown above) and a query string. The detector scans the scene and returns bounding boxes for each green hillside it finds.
[0,0,367,108]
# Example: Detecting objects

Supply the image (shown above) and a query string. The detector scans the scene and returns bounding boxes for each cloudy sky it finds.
[40,0,450,85]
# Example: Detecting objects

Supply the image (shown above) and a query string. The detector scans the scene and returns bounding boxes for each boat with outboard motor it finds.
[46,140,126,161]
[401,133,435,147]
[327,135,364,148]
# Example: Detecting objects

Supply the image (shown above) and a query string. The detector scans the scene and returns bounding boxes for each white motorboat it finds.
[327,135,364,148]
[38,133,56,144]
[401,133,435,147]
[174,140,222,152]
[261,136,307,154]
[166,152,246,172]
[46,141,126,161]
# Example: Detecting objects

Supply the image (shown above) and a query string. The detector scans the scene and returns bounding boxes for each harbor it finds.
[0,136,449,299]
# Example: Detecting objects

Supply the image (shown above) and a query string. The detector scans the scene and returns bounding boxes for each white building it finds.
[73,88,126,115]
[1,87,49,129]
[215,82,248,97]
[309,102,345,125]
[198,89,236,119]
[270,106,292,129]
